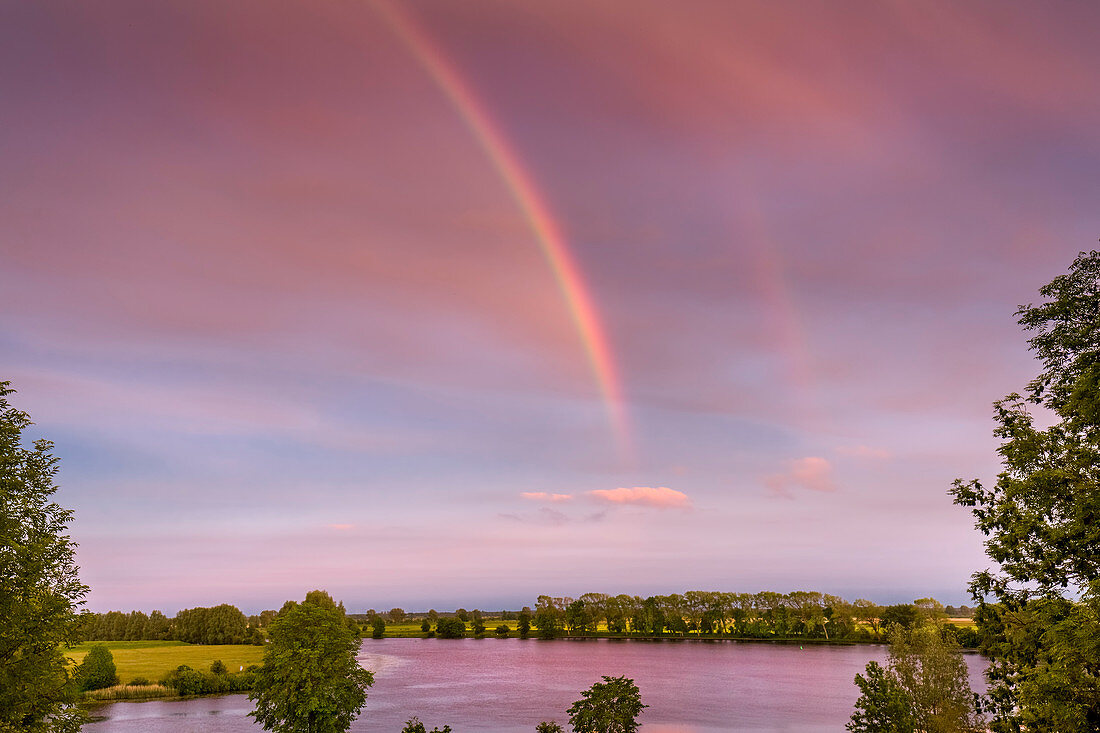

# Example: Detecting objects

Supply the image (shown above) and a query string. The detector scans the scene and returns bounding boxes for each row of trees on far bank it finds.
[81,605,278,645]
[82,591,973,646]
[525,591,965,642]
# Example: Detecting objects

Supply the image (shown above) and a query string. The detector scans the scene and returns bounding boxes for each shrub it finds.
[128,677,151,686]
[435,617,465,639]
[495,624,511,637]
[210,660,227,675]
[78,644,119,691]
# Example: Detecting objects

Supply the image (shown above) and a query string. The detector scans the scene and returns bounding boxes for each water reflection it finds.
[85,638,987,732]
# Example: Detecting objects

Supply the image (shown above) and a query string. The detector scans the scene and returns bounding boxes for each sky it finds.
[2,0,1099,614]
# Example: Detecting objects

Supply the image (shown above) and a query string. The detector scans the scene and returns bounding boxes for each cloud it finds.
[587,486,691,509]
[520,491,573,502]
[837,445,892,459]
[765,457,838,496]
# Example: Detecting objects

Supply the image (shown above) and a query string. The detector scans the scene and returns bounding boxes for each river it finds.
[84,638,988,732]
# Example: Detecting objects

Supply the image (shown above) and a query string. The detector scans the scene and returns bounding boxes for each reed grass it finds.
[83,684,171,701]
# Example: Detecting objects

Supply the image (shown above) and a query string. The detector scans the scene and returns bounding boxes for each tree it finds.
[567,675,646,733]
[470,610,486,637]
[517,609,532,639]
[388,608,406,624]
[880,604,920,630]
[848,661,916,733]
[401,717,452,733]
[536,723,564,733]
[371,616,386,639]
[0,381,88,732]
[420,619,431,634]
[848,624,982,733]
[78,644,118,691]
[435,617,465,639]
[535,597,563,640]
[951,250,1100,731]
[249,590,374,733]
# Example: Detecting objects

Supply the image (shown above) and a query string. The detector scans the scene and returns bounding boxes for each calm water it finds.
[85,638,987,733]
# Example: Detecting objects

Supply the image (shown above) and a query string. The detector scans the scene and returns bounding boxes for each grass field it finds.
[66,641,265,684]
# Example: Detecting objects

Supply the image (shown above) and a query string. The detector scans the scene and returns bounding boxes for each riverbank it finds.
[368,618,977,645]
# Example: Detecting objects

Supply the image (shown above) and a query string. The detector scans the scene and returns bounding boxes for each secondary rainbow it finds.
[370,0,631,457]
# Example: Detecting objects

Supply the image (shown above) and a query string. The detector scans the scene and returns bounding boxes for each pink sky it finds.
[2,0,1098,613]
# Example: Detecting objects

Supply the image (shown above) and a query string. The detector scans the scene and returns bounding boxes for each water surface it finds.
[85,638,987,732]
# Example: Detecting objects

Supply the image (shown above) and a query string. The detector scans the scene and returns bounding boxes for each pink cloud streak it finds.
[588,486,691,509]
[520,491,573,502]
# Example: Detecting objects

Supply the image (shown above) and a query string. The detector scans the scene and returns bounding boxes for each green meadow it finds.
[66,640,265,684]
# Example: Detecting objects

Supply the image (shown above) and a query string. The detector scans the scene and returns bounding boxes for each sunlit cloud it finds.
[587,486,691,509]
[765,457,838,496]
[520,491,574,502]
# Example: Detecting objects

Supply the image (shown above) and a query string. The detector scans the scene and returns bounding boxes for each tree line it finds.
[80,604,276,645]
[524,591,971,643]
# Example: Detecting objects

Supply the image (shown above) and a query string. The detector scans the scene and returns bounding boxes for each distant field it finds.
[66,641,265,684]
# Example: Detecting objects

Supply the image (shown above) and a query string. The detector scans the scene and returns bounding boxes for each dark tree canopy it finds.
[434,617,465,639]
[952,250,1100,731]
[78,644,119,692]
[0,381,88,732]
[249,590,374,733]
[566,676,646,733]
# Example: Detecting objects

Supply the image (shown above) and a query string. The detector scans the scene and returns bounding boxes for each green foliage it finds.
[249,590,374,733]
[848,625,982,733]
[420,619,431,634]
[78,644,119,691]
[951,250,1100,731]
[880,604,920,630]
[371,616,386,639]
[0,382,88,732]
[161,663,255,695]
[210,659,227,675]
[517,609,532,639]
[848,661,916,733]
[128,677,152,686]
[172,604,249,645]
[435,617,465,639]
[470,610,486,637]
[566,675,646,733]
[401,716,452,733]
[535,597,563,639]
[495,624,510,637]
[536,723,564,733]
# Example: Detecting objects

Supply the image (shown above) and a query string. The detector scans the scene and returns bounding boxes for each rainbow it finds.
[370,0,631,458]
